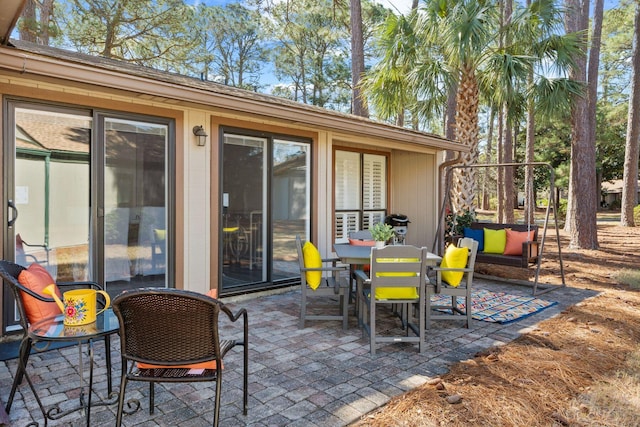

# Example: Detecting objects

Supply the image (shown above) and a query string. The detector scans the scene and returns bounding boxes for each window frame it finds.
[333,147,389,243]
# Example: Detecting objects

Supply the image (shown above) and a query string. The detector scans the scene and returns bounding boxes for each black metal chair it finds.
[15,233,50,266]
[112,288,248,427]
[0,260,112,416]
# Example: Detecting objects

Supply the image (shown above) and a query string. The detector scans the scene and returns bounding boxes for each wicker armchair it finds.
[112,288,248,427]
[0,260,111,415]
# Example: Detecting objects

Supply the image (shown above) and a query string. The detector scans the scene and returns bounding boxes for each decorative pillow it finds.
[483,228,507,254]
[503,229,535,256]
[153,229,166,242]
[463,227,484,252]
[348,238,375,246]
[302,241,323,290]
[17,263,63,324]
[440,244,469,287]
[374,257,420,299]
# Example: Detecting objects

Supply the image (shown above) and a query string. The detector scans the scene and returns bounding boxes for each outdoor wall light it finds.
[192,125,208,146]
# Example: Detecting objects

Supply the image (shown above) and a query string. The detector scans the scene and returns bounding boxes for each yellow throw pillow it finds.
[440,244,469,287]
[153,228,166,242]
[374,257,420,299]
[483,228,507,254]
[302,241,323,290]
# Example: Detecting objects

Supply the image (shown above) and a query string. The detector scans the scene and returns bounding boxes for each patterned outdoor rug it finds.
[431,288,558,324]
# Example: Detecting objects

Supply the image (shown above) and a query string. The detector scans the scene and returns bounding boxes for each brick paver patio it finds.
[1,280,596,426]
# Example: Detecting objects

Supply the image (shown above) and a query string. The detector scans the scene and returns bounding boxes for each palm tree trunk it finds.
[452,66,480,214]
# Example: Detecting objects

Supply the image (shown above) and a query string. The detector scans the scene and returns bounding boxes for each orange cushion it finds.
[137,360,221,370]
[138,288,222,371]
[17,263,62,324]
[348,238,375,246]
[503,229,535,256]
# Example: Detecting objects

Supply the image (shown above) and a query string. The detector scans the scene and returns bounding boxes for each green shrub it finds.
[445,209,476,236]
[634,205,640,224]
[538,198,567,217]
[614,269,640,289]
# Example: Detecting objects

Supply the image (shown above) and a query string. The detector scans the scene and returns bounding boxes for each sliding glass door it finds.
[100,117,169,295]
[221,132,310,292]
[3,101,172,332]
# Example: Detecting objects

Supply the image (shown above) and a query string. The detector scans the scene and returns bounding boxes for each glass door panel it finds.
[5,106,91,331]
[222,134,267,289]
[272,140,309,281]
[102,118,168,294]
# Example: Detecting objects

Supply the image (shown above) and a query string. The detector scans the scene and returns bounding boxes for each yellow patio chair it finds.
[426,237,479,328]
[295,235,350,330]
[355,245,427,355]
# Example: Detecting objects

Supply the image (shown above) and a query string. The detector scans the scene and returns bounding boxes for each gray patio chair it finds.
[295,235,350,330]
[426,237,479,328]
[112,288,248,427]
[355,245,427,355]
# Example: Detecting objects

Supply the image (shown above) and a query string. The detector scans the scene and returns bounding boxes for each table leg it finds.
[105,335,112,394]
[87,340,94,426]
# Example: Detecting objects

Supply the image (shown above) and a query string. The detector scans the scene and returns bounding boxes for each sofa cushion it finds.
[483,228,507,254]
[503,229,535,256]
[463,227,484,252]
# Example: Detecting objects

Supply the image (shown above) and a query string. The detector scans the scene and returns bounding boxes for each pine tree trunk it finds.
[622,1,640,226]
[350,0,368,117]
[565,0,599,249]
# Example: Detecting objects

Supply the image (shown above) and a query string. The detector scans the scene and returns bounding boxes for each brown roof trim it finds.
[0,0,25,45]
[0,42,467,152]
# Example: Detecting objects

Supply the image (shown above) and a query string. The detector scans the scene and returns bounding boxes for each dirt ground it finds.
[352,224,640,426]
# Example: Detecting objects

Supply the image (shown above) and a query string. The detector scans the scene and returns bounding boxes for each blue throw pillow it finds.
[463,227,484,252]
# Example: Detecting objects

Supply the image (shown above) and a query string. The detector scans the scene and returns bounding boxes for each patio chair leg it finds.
[342,290,349,330]
[149,382,155,414]
[5,337,31,413]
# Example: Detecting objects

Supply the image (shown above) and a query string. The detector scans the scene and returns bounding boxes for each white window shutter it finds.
[335,211,360,242]
[335,151,361,210]
[363,154,386,210]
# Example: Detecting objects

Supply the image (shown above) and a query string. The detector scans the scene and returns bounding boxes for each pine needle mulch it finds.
[352,225,640,427]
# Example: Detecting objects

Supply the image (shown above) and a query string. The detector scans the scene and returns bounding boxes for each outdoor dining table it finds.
[333,243,441,266]
[333,243,442,319]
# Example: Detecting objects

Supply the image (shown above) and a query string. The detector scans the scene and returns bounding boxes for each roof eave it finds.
[0,0,25,46]
[0,45,467,152]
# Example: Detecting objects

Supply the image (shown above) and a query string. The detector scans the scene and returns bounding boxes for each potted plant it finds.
[369,222,395,247]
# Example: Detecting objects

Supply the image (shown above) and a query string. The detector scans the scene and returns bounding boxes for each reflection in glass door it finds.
[222,133,309,292]
[222,135,266,288]
[272,139,309,280]
[102,118,168,294]
[4,105,91,331]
